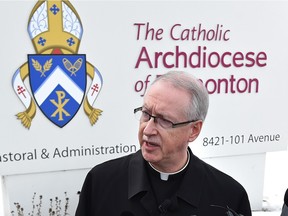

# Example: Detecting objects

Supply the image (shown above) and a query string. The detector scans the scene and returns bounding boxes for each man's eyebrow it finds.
[142,104,172,119]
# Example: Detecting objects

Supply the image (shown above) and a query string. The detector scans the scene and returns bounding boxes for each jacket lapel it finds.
[177,148,205,208]
[140,190,159,216]
[128,150,159,216]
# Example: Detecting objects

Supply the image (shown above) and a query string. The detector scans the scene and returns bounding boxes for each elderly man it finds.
[76,71,251,216]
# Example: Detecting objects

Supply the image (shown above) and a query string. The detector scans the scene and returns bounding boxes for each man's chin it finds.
[141,148,160,164]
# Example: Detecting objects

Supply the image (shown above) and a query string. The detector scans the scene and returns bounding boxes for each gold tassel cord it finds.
[16,112,32,129]
[89,108,102,126]
[83,98,102,125]
[14,64,37,129]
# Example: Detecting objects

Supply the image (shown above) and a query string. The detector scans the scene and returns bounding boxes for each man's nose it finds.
[143,117,158,135]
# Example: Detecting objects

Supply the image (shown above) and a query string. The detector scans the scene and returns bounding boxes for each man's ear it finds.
[188,120,203,142]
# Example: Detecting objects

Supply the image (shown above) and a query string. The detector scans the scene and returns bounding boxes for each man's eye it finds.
[158,118,172,127]
[142,111,150,119]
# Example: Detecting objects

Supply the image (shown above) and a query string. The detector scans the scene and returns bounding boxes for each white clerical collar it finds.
[148,150,190,181]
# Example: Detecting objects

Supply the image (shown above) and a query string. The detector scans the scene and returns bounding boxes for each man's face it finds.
[138,80,202,172]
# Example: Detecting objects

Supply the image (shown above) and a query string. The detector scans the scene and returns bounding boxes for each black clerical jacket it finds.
[75,148,252,216]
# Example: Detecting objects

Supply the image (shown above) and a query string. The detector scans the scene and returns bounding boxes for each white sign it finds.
[0,1,288,176]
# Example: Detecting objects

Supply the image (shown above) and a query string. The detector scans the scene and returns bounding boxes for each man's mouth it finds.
[143,140,160,149]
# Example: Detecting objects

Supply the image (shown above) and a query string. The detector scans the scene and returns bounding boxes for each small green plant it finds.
[11,192,70,216]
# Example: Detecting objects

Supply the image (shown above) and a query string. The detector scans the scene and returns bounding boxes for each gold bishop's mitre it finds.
[28,0,83,54]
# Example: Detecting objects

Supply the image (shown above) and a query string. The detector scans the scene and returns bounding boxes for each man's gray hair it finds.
[152,71,209,121]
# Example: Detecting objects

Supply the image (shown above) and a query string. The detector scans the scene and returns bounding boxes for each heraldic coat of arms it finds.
[12,0,103,128]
